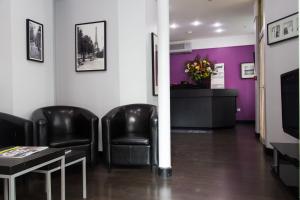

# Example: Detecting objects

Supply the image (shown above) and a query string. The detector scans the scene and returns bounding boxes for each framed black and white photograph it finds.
[151,33,158,96]
[267,12,299,45]
[75,21,106,72]
[26,19,44,62]
[241,63,255,79]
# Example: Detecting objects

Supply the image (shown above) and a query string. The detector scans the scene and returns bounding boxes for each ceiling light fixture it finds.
[170,23,179,29]
[191,21,202,26]
[212,22,222,27]
[215,28,224,33]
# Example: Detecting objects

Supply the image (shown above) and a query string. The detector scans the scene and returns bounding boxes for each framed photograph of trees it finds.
[75,21,106,72]
[26,19,44,62]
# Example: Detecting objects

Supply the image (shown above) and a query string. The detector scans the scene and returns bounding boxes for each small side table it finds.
[0,148,65,200]
[270,142,299,198]
[34,150,87,200]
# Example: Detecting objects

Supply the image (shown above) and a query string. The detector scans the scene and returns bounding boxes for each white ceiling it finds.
[170,0,255,41]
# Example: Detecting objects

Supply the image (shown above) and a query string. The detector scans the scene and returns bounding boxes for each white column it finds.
[157,0,172,175]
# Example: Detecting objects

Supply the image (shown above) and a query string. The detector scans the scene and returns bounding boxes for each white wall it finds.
[172,34,255,50]
[55,0,120,151]
[146,0,158,105]
[11,0,55,118]
[264,0,298,147]
[0,0,13,114]
[0,0,55,118]
[118,0,148,105]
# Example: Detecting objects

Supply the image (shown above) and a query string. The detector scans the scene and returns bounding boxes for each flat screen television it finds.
[281,68,299,139]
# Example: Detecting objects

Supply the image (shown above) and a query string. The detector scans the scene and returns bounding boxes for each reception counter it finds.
[171,88,238,128]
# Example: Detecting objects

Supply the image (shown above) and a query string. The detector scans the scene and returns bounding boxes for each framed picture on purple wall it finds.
[241,63,255,79]
[151,32,158,96]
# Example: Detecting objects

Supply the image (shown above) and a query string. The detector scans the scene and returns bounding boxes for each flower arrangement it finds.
[184,56,214,81]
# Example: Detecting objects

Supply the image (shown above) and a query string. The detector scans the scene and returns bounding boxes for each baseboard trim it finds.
[158,167,172,178]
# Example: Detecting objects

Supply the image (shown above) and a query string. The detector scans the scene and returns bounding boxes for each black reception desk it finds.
[171,88,238,128]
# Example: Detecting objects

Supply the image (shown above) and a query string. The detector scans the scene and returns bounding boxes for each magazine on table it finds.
[0,146,48,158]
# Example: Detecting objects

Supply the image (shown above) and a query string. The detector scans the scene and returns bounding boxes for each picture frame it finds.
[26,19,44,62]
[75,21,106,72]
[241,63,255,79]
[151,32,158,96]
[267,12,299,45]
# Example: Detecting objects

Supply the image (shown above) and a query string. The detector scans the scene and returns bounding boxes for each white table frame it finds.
[34,157,86,200]
[0,155,65,200]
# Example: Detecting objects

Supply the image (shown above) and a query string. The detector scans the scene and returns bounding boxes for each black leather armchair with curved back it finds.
[102,104,158,171]
[0,112,33,147]
[32,106,99,165]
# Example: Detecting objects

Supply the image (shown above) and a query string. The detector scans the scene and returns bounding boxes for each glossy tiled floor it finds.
[4,124,296,200]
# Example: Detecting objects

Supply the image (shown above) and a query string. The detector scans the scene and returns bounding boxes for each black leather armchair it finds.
[32,106,99,165]
[102,104,158,170]
[0,112,33,147]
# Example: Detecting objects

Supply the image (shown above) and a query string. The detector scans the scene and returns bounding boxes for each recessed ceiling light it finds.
[212,22,222,27]
[170,23,179,29]
[215,28,224,33]
[191,21,202,26]
[187,30,193,34]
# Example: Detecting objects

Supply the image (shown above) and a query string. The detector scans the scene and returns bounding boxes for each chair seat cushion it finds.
[112,134,149,145]
[49,135,91,148]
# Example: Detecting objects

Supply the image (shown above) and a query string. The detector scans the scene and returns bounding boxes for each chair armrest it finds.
[78,108,99,164]
[0,112,33,146]
[149,107,158,166]
[31,109,48,146]
[80,108,99,121]
[79,108,99,138]
[101,107,122,166]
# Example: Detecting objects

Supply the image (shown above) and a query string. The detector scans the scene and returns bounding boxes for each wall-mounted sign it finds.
[211,63,225,89]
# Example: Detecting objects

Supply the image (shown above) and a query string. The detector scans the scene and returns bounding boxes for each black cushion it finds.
[49,135,91,148]
[112,134,149,145]
[44,109,78,137]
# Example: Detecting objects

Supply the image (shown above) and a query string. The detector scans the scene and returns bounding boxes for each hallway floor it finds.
[8,124,296,200]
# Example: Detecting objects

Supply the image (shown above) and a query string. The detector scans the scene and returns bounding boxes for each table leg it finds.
[4,179,8,200]
[46,172,52,200]
[9,177,15,200]
[82,158,87,199]
[61,156,65,200]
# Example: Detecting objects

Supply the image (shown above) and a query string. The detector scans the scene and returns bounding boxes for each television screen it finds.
[281,68,299,139]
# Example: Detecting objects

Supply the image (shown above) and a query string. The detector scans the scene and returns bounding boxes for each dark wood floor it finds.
[4,124,296,200]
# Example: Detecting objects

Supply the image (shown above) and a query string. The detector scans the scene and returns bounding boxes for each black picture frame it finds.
[26,19,44,62]
[267,12,299,45]
[241,63,255,79]
[75,21,107,72]
[151,32,158,96]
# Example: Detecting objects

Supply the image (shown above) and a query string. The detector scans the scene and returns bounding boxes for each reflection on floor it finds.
[6,124,295,200]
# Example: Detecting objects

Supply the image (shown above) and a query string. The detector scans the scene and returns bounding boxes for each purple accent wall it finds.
[170,45,255,121]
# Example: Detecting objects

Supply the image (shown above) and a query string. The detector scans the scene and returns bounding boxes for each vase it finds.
[195,78,211,89]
